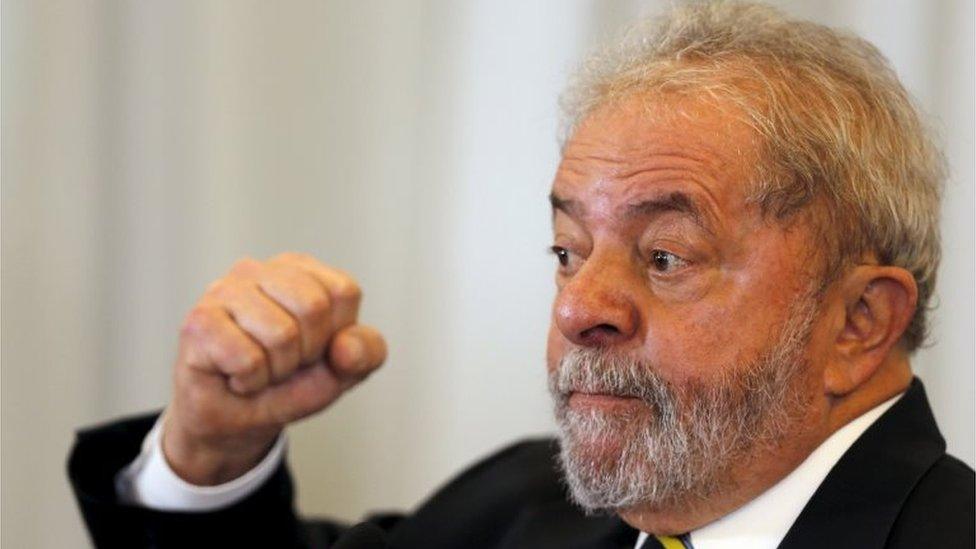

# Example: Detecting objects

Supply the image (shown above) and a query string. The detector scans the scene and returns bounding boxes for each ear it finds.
[823,265,918,397]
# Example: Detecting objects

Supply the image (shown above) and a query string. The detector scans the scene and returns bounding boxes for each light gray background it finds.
[3,1,973,547]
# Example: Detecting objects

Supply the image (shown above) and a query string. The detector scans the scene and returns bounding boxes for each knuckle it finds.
[266,321,300,352]
[234,345,265,375]
[210,340,237,371]
[228,375,256,396]
[179,343,209,371]
[180,307,214,339]
[204,279,237,300]
[297,292,330,323]
[333,276,362,303]
[226,377,246,395]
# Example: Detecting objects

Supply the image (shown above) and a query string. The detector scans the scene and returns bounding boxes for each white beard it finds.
[548,295,818,513]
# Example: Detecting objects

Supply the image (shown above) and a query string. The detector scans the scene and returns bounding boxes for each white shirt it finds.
[117,394,902,546]
[115,414,287,511]
[634,393,902,549]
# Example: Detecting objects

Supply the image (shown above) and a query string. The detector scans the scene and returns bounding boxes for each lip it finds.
[568,391,643,411]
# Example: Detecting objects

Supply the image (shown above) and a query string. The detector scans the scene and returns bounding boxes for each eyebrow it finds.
[550,191,713,233]
[549,193,584,219]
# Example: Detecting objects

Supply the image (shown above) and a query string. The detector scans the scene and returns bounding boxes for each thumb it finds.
[328,324,388,380]
[251,361,346,426]
[250,324,387,427]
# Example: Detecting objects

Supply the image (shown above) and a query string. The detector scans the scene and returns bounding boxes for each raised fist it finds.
[163,253,387,485]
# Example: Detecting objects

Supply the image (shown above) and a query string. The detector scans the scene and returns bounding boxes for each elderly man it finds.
[69,2,973,548]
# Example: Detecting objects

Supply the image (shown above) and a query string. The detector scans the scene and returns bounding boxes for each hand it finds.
[162,253,387,485]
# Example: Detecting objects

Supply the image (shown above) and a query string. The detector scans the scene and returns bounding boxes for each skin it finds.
[546,94,917,534]
[165,92,916,536]
[164,253,387,485]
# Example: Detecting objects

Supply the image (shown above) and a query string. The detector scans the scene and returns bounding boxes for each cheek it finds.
[646,235,816,381]
[644,305,749,382]
[642,283,800,383]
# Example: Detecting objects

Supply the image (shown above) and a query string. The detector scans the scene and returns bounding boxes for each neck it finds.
[617,354,912,536]
[824,352,913,433]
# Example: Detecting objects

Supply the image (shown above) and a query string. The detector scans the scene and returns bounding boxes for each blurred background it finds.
[2,0,972,546]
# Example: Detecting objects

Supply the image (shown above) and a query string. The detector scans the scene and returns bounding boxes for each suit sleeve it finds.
[67,412,348,548]
[116,413,289,511]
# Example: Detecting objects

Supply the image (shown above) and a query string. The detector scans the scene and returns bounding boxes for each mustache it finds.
[549,347,677,403]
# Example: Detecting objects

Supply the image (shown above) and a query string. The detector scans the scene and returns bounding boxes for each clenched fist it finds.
[163,253,387,485]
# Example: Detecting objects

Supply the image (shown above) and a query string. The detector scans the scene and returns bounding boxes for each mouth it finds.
[568,391,644,411]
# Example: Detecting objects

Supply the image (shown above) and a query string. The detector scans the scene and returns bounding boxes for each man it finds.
[69,2,973,548]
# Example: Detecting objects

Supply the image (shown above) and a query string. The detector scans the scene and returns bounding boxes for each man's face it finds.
[546,94,830,512]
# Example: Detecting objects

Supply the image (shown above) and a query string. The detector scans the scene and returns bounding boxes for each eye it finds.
[650,249,688,273]
[550,245,571,267]
[550,244,586,277]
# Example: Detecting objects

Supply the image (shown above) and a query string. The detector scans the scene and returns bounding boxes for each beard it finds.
[548,294,819,513]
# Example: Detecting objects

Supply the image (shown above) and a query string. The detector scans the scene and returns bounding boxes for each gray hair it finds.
[561,1,944,350]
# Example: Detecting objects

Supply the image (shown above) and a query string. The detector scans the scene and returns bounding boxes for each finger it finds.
[256,262,333,363]
[206,284,302,383]
[179,306,271,394]
[251,360,345,427]
[327,324,387,380]
[271,253,362,331]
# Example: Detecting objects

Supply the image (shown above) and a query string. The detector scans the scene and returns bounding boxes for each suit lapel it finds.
[778,378,946,549]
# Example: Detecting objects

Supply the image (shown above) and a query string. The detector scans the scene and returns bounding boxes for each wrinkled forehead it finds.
[563,94,760,170]
[554,94,765,221]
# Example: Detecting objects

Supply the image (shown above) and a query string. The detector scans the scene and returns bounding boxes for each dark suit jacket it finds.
[68,378,974,548]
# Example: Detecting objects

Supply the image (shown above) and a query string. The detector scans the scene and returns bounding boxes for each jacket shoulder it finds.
[886,454,975,548]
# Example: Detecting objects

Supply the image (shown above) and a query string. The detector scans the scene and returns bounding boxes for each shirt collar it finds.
[635,392,903,549]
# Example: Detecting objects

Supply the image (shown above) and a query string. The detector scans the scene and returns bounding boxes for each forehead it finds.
[554,94,761,219]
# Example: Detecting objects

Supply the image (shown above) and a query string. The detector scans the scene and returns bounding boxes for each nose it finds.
[553,252,640,348]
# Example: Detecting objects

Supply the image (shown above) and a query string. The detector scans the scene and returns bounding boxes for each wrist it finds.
[161,418,280,486]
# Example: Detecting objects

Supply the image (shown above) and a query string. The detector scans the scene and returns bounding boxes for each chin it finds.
[554,404,672,512]
[562,420,629,466]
